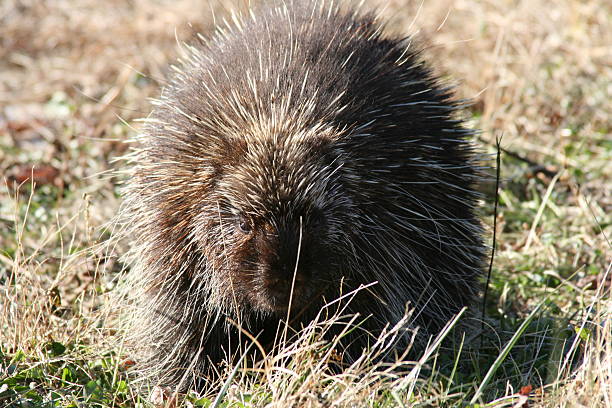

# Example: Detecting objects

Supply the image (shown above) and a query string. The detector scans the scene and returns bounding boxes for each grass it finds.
[1,0,610,406]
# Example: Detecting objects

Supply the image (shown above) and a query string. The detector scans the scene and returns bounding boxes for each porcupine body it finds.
[119,0,485,390]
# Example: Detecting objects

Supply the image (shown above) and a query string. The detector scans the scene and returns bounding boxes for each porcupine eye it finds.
[237,215,252,234]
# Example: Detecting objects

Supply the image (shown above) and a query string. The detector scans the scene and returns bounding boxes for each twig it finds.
[481,135,502,347]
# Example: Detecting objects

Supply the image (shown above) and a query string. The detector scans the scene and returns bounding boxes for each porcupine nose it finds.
[265,224,307,298]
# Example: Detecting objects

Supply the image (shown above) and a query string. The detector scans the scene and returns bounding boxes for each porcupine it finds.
[118,0,485,390]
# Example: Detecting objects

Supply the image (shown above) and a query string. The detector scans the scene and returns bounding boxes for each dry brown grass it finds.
[1,0,610,406]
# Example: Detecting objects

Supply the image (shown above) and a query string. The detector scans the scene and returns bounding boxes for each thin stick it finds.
[481,135,502,346]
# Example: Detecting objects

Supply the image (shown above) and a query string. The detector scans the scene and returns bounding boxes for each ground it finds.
[0,0,610,406]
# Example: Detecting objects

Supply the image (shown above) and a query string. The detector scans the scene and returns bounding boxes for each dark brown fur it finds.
[119,0,485,390]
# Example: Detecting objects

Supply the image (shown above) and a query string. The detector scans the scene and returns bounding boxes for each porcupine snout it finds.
[251,218,318,313]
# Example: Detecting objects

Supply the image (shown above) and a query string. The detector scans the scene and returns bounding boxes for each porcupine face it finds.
[196,129,351,316]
